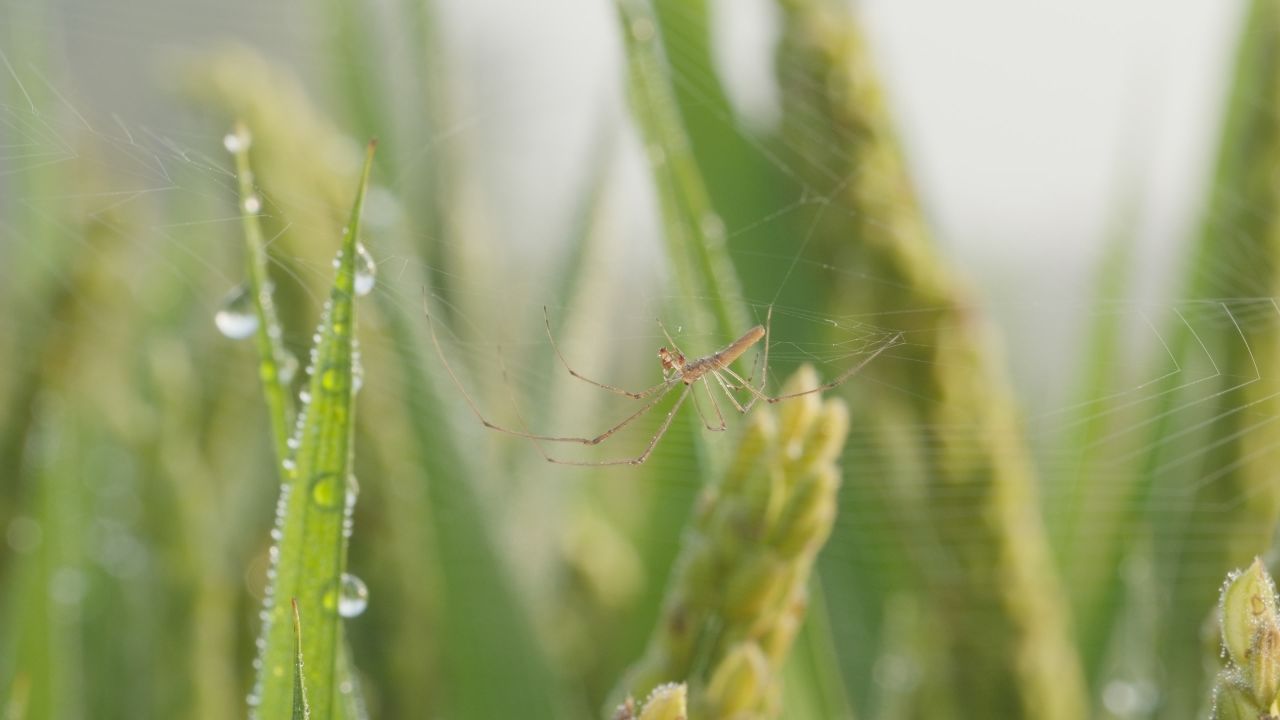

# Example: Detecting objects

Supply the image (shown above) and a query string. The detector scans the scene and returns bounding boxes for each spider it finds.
[424,302,901,466]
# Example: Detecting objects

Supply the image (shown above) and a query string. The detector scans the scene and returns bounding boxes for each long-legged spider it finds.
[425,302,902,466]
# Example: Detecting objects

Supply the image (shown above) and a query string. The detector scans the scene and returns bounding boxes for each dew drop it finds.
[215,285,258,339]
[337,573,368,618]
[699,213,725,241]
[320,364,350,394]
[278,351,299,385]
[354,244,377,296]
[243,194,262,214]
[223,130,251,153]
[310,472,343,510]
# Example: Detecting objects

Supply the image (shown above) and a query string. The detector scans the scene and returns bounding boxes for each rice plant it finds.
[4,0,1280,718]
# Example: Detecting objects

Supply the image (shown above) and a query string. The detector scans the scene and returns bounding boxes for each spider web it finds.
[0,0,1265,718]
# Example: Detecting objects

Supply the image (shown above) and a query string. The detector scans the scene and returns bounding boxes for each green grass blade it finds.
[377,291,564,720]
[1052,178,1144,686]
[252,140,376,720]
[226,119,367,720]
[648,0,817,323]
[780,583,857,720]
[293,599,312,720]
[1139,1,1280,714]
[772,1,1087,716]
[615,0,749,343]
[226,122,296,466]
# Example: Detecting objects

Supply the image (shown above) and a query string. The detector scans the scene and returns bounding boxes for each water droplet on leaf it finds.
[223,130,251,153]
[215,285,258,339]
[337,573,368,617]
[278,351,298,385]
[310,473,343,510]
[354,243,376,296]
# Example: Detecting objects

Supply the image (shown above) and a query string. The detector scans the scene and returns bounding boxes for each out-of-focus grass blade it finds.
[546,121,616,341]
[252,140,376,720]
[648,0,819,324]
[615,0,749,344]
[1139,1,1280,715]
[610,2,759,697]
[4,673,30,720]
[528,120,617,433]
[2,398,90,720]
[292,599,312,720]
[772,1,1087,716]
[780,583,857,720]
[1052,178,1143,686]
[388,292,564,720]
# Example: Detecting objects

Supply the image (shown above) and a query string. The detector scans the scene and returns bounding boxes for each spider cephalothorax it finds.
[658,347,685,374]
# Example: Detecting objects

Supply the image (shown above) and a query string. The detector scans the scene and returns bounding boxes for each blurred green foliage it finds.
[4,0,1280,718]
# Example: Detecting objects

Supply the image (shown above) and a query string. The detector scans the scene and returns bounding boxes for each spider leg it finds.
[656,317,689,360]
[427,308,679,444]
[539,384,693,466]
[737,345,762,388]
[711,366,747,412]
[544,306,669,399]
[692,378,727,431]
[739,304,773,413]
[738,330,904,404]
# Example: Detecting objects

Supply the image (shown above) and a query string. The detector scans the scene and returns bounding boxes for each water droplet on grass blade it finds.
[322,574,366,616]
[278,351,298,385]
[215,285,258,339]
[354,243,376,296]
[310,472,343,510]
[337,573,368,617]
[243,194,262,214]
[223,130,251,153]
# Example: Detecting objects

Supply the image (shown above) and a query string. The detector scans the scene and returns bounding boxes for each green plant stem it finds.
[615,0,750,344]
[228,122,295,465]
[253,140,375,720]
[773,1,1087,716]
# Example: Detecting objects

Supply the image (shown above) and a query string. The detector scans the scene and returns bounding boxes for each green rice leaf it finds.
[292,599,312,720]
[615,0,750,344]
[1142,1,1280,713]
[226,121,296,466]
[252,140,376,720]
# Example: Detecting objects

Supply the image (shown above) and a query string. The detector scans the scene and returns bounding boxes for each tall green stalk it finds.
[1142,2,1280,715]
[252,141,375,720]
[772,1,1086,716]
